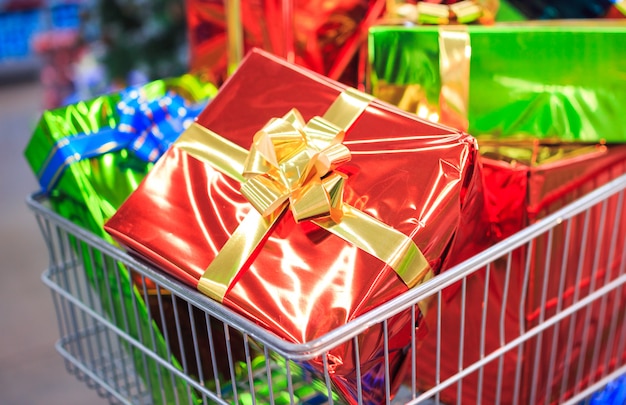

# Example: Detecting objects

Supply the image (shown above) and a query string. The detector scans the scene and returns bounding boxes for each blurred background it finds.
[1,1,187,403]
[0,0,625,404]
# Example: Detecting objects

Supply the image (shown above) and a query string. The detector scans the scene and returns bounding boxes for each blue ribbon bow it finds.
[37,86,207,192]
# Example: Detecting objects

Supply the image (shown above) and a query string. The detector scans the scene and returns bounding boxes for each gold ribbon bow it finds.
[175,88,432,302]
[240,108,350,224]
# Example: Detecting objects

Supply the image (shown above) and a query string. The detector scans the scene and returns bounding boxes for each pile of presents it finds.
[24,1,626,404]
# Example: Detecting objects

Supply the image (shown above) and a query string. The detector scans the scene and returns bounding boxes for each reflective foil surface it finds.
[186,0,386,86]
[106,49,487,404]
[24,75,216,404]
[368,22,626,142]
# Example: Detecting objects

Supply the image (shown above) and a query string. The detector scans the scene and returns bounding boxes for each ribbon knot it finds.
[240,108,351,223]
[117,88,205,163]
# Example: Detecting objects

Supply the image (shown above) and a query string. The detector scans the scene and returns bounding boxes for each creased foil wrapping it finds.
[418,140,626,404]
[24,75,217,404]
[105,48,487,404]
[368,21,626,142]
[368,21,626,404]
[186,0,386,87]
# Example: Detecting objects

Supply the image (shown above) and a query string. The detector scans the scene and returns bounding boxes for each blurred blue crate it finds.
[0,2,81,63]
[0,8,44,61]
[50,2,80,29]
[590,374,626,405]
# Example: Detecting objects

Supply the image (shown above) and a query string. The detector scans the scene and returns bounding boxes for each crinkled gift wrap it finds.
[367,21,626,142]
[24,74,217,404]
[368,21,626,404]
[105,48,487,405]
[185,0,386,86]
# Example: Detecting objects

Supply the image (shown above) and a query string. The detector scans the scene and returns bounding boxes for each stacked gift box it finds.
[367,17,626,404]
[23,1,626,404]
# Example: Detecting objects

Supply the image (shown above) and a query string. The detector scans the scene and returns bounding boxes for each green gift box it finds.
[367,21,626,142]
[368,21,626,404]
[24,74,217,404]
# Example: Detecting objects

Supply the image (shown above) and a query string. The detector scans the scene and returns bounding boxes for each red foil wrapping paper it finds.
[414,141,626,404]
[185,0,386,87]
[105,48,487,403]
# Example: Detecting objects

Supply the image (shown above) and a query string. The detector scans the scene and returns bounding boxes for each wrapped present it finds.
[185,0,386,87]
[367,21,626,404]
[385,0,501,25]
[24,74,217,404]
[416,140,626,404]
[367,21,626,142]
[105,48,487,404]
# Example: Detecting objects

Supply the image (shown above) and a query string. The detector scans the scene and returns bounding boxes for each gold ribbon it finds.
[438,25,471,132]
[175,88,432,302]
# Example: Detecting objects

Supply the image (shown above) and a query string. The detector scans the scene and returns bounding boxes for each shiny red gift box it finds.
[105,48,486,404]
[185,0,386,87]
[414,140,626,404]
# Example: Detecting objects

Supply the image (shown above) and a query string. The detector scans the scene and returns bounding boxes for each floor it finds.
[0,68,109,405]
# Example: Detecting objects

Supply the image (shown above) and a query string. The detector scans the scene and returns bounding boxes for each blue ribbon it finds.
[37,86,207,192]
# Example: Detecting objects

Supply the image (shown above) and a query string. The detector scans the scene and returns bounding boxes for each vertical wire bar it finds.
[63,231,87,363]
[135,275,154,404]
[577,202,607,393]
[496,251,513,405]
[613,293,626,375]
[242,333,257,405]
[263,346,275,405]
[187,302,207,404]
[435,290,442,405]
[590,193,622,383]
[72,238,99,387]
[602,191,626,378]
[93,249,117,393]
[84,245,104,362]
[111,260,134,397]
[156,287,178,405]
[456,277,467,405]
[205,314,221,397]
[67,233,96,372]
[384,319,391,405]
[411,304,417,400]
[171,294,193,402]
[323,354,335,405]
[140,275,165,405]
[609,221,626,372]
[529,228,555,405]
[57,228,84,365]
[477,263,491,405]
[514,240,535,405]
[560,209,591,400]
[574,200,608,395]
[36,214,56,266]
[224,324,238,405]
[354,335,363,404]
[128,268,150,401]
[545,218,573,404]
[127,269,151,396]
[286,356,295,405]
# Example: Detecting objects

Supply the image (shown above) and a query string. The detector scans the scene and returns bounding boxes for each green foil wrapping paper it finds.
[24,75,217,404]
[368,21,626,404]
[367,21,626,142]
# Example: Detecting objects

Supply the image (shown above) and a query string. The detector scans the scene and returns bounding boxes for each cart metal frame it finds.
[28,172,626,404]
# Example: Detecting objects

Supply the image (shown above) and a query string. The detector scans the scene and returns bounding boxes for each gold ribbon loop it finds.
[176,89,432,302]
[239,108,349,225]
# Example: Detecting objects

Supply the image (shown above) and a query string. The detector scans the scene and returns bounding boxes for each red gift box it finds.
[185,0,386,87]
[105,48,486,403]
[414,140,626,404]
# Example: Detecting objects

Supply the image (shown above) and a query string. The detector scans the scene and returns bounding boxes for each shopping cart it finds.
[28,171,626,405]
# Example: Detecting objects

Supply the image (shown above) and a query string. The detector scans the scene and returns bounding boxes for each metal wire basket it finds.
[28,172,626,405]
